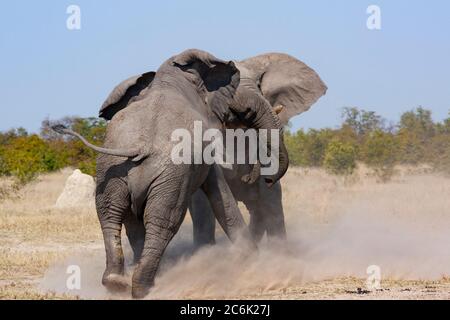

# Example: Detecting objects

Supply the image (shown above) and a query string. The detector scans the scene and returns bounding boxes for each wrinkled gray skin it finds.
[53,49,290,298]
[100,53,327,246]
[192,53,327,245]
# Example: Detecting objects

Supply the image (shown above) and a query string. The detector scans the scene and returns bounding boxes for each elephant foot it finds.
[102,273,129,293]
[131,284,151,299]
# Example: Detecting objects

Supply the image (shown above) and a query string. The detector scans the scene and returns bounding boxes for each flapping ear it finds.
[99,71,155,120]
[173,49,240,122]
[241,53,327,125]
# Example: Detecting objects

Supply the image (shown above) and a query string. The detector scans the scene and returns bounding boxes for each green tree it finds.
[397,107,435,164]
[41,117,106,176]
[341,107,384,136]
[1,135,62,183]
[399,107,434,138]
[323,140,357,175]
[363,130,398,181]
[284,129,309,166]
[304,129,334,166]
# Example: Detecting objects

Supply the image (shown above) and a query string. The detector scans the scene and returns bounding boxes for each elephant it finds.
[97,52,327,247]
[191,53,327,245]
[52,49,290,298]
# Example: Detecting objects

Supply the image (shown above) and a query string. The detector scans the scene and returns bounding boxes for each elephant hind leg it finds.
[96,179,131,293]
[131,172,190,299]
[124,213,145,264]
[189,189,216,249]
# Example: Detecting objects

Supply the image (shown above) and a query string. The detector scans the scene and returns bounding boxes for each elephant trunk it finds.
[264,132,289,187]
[231,81,290,186]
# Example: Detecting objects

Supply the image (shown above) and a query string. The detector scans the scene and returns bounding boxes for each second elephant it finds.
[191,53,327,245]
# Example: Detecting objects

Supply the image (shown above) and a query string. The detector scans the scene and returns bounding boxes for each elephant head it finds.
[236,53,327,126]
[165,50,291,186]
[170,49,240,123]
[229,53,327,185]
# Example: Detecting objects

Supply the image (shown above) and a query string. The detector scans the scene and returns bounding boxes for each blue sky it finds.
[1,0,449,133]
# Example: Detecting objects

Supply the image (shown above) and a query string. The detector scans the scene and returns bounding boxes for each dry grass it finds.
[0,169,101,244]
[0,169,101,299]
[1,165,450,299]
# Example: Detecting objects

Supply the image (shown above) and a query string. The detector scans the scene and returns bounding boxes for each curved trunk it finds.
[263,132,289,187]
[231,80,289,186]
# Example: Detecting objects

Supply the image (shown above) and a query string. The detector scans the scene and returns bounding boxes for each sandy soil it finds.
[1,166,449,300]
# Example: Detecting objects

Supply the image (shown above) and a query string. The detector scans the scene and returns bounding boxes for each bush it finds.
[323,140,357,175]
[0,147,7,176]
[41,117,106,176]
[428,134,450,174]
[363,130,398,181]
[1,135,64,184]
[284,130,309,166]
[0,117,106,184]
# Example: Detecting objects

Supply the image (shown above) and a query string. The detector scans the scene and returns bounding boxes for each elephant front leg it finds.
[202,165,256,250]
[246,202,266,243]
[246,181,286,242]
[261,181,286,240]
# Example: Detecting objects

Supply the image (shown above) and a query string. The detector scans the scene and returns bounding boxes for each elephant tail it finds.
[51,124,149,162]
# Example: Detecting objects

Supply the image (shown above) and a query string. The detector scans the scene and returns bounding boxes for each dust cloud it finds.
[39,168,450,299]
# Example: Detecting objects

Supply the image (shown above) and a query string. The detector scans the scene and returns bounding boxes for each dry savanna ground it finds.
[1,166,449,300]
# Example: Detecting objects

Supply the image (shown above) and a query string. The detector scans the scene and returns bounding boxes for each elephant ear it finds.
[242,53,327,125]
[173,49,240,122]
[99,71,155,120]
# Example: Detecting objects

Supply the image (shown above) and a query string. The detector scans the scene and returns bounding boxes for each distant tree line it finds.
[0,107,449,184]
[0,117,106,184]
[285,107,450,179]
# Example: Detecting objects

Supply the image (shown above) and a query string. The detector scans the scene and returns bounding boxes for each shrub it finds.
[363,130,398,181]
[284,130,309,166]
[1,135,63,184]
[323,140,357,175]
[304,129,334,167]
[0,117,106,184]
[428,133,450,174]
[41,117,106,176]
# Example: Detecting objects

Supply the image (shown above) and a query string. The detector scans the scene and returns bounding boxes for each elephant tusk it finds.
[274,105,284,114]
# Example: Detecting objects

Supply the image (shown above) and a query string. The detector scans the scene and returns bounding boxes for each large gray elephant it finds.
[98,53,327,246]
[53,49,289,298]
[191,53,327,245]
